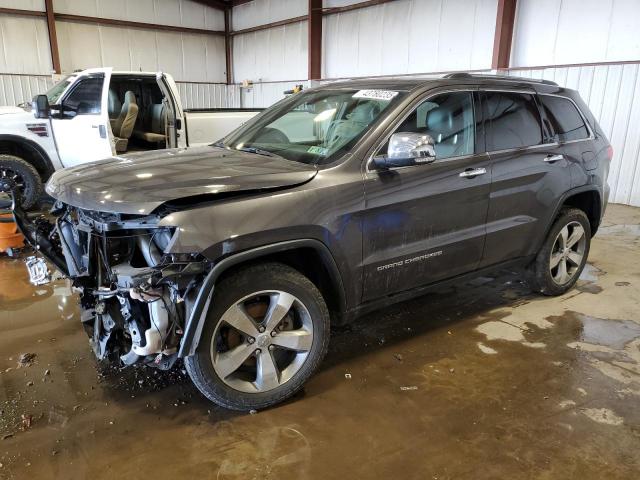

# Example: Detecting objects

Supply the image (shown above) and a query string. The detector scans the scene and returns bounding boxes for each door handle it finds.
[92,124,107,139]
[459,167,487,178]
[544,154,564,163]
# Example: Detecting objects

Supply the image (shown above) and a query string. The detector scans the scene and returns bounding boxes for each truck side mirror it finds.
[32,94,50,119]
[372,132,437,170]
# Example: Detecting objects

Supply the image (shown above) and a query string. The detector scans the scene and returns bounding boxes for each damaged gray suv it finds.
[7,74,611,410]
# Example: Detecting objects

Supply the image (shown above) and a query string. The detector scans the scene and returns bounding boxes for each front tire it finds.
[529,208,591,296]
[0,155,43,210]
[185,262,330,411]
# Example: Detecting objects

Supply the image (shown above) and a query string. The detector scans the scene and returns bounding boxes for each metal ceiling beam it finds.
[322,0,398,15]
[190,0,230,11]
[55,13,225,36]
[492,0,518,70]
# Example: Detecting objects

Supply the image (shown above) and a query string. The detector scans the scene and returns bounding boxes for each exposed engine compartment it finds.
[17,201,208,370]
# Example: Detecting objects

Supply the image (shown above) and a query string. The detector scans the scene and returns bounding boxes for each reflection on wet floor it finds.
[0,205,639,479]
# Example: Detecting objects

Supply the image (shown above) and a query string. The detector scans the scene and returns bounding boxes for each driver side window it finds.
[392,92,476,160]
[61,76,103,118]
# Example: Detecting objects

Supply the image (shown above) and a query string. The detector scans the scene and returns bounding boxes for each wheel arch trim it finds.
[178,238,345,358]
[0,134,56,177]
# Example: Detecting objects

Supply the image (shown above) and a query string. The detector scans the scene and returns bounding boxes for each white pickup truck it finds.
[0,67,261,208]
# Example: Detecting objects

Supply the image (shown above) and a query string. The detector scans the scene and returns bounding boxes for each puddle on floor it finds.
[577,313,640,349]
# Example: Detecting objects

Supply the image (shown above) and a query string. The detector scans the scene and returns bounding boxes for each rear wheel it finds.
[185,262,330,410]
[0,155,42,210]
[529,208,591,296]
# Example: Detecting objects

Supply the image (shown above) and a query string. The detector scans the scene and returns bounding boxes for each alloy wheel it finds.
[549,220,586,285]
[210,290,314,393]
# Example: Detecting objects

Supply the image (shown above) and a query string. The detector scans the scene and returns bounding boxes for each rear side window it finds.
[483,92,543,151]
[539,95,589,142]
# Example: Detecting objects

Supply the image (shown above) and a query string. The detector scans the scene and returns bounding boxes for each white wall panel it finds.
[233,0,307,31]
[512,0,640,67]
[323,0,498,79]
[0,15,52,74]
[233,21,307,82]
[508,64,640,207]
[56,21,226,82]
[53,0,225,30]
[0,74,54,106]
[0,0,44,9]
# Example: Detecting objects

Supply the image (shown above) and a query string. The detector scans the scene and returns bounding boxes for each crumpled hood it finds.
[46,146,318,214]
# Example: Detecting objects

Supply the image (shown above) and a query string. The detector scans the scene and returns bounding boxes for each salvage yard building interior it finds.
[0,0,640,478]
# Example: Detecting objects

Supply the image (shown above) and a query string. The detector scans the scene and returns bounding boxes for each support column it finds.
[308,0,322,80]
[45,0,61,74]
[225,7,233,84]
[491,0,517,71]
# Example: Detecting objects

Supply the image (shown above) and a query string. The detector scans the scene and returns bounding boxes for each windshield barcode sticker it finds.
[353,90,399,101]
[307,146,329,156]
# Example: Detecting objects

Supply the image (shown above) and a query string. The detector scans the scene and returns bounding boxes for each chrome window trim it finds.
[365,87,479,174]
[365,87,597,170]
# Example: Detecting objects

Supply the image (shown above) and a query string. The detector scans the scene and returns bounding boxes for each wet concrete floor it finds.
[0,204,639,479]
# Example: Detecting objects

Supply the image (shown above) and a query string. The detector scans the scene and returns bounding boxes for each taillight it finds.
[606,145,614,161]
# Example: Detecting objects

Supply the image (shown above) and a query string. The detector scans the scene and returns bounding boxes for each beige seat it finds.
[113,91,139,153]
[133,103,167,146]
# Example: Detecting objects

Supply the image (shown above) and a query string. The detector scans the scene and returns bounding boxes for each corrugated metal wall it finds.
[0,74,55,106]
[177,82,240,109]
[232,0,308,83]
[240,81,311,109]
[512,0,640,68]
[322,0,497,79]
[0,0,227,82]
[507,63,640,207]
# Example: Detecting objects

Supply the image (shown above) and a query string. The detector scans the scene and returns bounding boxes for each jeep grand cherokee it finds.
[7,74,611,410]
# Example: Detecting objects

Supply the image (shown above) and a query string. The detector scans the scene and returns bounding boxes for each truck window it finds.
[45,76,73,104]
[61,76,103,117]
[539,95,589,142]
[391,92,475,160]
[483,92,543,151]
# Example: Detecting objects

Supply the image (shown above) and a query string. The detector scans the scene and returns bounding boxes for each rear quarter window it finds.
[539,95,590,142]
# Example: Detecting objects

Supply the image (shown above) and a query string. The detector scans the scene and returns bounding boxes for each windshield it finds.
[220,88,405,165]
[45,76,74,104]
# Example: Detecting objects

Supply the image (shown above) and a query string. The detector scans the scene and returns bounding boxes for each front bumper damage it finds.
[10,193,211,370]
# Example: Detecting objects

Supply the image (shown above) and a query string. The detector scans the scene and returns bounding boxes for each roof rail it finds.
[442,72,558,86]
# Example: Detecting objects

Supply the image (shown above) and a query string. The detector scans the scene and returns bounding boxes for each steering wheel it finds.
[253,127,290,144]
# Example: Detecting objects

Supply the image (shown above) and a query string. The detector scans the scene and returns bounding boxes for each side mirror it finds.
[32,94,50,119]
[372,132,436,170]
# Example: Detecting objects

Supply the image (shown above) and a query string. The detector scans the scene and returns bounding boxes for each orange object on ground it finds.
[0,213,24,252]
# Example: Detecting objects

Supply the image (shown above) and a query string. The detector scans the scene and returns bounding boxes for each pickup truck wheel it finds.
[185,262,330,411]
[0,155,43,210]
[529,208,591,296]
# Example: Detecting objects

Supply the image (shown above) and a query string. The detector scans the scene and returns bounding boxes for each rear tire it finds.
[529,208,591,296]
[0,155,43,210]
[185,262,330,411]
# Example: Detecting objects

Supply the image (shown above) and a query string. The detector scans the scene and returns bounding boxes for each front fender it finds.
[178,238,344,357]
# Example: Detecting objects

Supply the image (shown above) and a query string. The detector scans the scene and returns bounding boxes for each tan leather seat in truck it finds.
[113,91,138,153]
[133,103,167,146]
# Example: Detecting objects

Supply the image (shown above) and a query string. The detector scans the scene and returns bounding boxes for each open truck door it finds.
[51,68,114,167]
[157,72,186,148]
